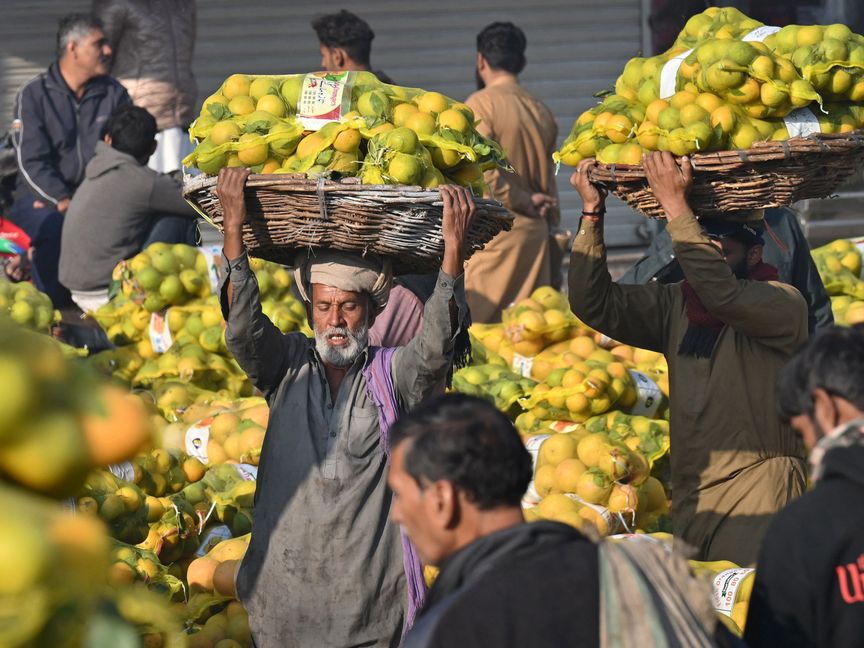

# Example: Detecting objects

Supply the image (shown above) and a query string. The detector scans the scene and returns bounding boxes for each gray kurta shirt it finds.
[221,253,466,648]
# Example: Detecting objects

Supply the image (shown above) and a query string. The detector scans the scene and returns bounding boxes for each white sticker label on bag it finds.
[659,48,694,99]
[522,481,543,507]
[195,525,233,557]
[524,434,552,471]
[234,464,259,481]
[511,353,534,378]
[108,462,136,483]
[297,71,352,131]
[712,568,755,614]
[185,418,212,464]
[742,25,781,42]
[199,245,223,292]
[783,107,821,138]
[149,310,173,354]
[627,370,663,418]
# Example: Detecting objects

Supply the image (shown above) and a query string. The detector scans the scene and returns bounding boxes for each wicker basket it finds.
[587,130,864,219]
[183,174,513,274]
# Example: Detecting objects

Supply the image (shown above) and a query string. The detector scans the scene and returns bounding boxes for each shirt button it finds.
[440,282,448,288]
[330,431,336,438]
[326,403,332,409]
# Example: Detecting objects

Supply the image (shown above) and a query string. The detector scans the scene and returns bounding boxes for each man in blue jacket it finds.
[10,13,129,306]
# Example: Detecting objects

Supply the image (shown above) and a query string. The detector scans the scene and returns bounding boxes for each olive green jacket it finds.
[568,210,808,564]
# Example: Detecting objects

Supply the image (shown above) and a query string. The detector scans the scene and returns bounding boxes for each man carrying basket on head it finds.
[568,151,809,566]
[216,167,474,648]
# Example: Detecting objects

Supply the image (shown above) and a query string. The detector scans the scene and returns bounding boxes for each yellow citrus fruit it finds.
[437,109,471,134]
[451,102,475,122]
[280,76,304,109]
[796,25,823,47]
[416,91,449,115]
[636,122,659,150]
[617,143,643,165]
[406,111,437,136]
[332,128,362,153]
[727,78,761,105]
[694,92,723,113]
[430,146,461,169]
[704,62,745,91]
[249,77,278,101]
[749,55,775,79]
[710,105,737,133]
[357,90,391,118]
[645,99,669,125]
[392,102,419,127]
[592,111,615,133]
[669,91,697,110]
[227,95,255,116]
[657,107,681,131]
[760,83,789,108]
[296,132,325,159]
[384,127,419,153]
[256,94,286,117]
[605,115,633,143]
[236,133,269,166]
[679,104,709,125]
[731,124,760,149]
[222,74,251,100]
[387,153,423,185]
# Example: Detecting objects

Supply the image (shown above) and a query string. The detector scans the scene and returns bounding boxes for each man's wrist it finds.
[660,199,691,220]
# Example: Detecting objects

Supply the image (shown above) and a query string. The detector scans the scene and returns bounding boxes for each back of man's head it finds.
[390,394,532,510]
[57,13,103,59]
[104,106,158,162]
[477,22,527,75]
[312,10,375,66]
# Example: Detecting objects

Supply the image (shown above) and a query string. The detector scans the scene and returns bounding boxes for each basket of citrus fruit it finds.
[182,71,512,273]
[555,7,864,218]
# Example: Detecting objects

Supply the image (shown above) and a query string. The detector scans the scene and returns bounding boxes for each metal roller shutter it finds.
[0,0,649,245]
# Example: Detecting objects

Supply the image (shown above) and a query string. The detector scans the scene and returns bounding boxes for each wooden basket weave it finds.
[183,174,513,274]
[587,130,864,219]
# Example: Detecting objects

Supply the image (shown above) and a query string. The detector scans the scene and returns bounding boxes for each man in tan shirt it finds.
[569,152,808,565]
[465,22,559,323]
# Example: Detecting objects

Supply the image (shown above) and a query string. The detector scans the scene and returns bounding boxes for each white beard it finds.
[314,318,370,367]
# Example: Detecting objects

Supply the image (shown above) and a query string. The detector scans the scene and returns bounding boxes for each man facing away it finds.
[464,22,560,322]
[10,13,129,306]
[217,167,474,647]
[312,9,393,84]
[746,325,864,648]
[59,105,198,313]
[569,152,808,565]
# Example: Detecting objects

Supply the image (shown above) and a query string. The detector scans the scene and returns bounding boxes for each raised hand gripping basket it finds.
[587,131,864,219]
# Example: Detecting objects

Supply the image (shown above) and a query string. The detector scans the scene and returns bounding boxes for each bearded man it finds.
[216,167,474,647]
[568,152,809,565]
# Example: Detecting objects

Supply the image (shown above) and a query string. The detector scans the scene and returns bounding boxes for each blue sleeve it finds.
[13,80,73,203]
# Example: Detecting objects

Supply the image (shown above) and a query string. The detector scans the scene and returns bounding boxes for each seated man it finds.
[59,105,197,312]
[745,325,864,648]
[218,168,473,647]
[11,13,129,306]
[388,394,729,648]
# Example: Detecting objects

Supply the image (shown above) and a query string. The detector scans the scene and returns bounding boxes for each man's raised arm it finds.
[568,159,672,352]
[218,167,306,395]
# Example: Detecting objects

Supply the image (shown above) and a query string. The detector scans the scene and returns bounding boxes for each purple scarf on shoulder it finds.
[362,346,427,632]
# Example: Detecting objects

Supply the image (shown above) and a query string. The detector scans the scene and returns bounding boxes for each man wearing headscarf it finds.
[568,152,809,566]
[216,167,474,648]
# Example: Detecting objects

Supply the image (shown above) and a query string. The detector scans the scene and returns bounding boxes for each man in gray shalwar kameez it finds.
[215,167,477,648]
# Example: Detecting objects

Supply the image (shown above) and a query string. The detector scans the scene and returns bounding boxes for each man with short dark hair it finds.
[312,10,393,83]
[10,13,130,306]
[59,105,197,312]
[388,393,600,648]
[745,325,864,648]
[569,152,808,565]
[464,22,560,321]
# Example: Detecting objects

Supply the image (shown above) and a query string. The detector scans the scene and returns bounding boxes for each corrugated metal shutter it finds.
[0,0,649,245]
